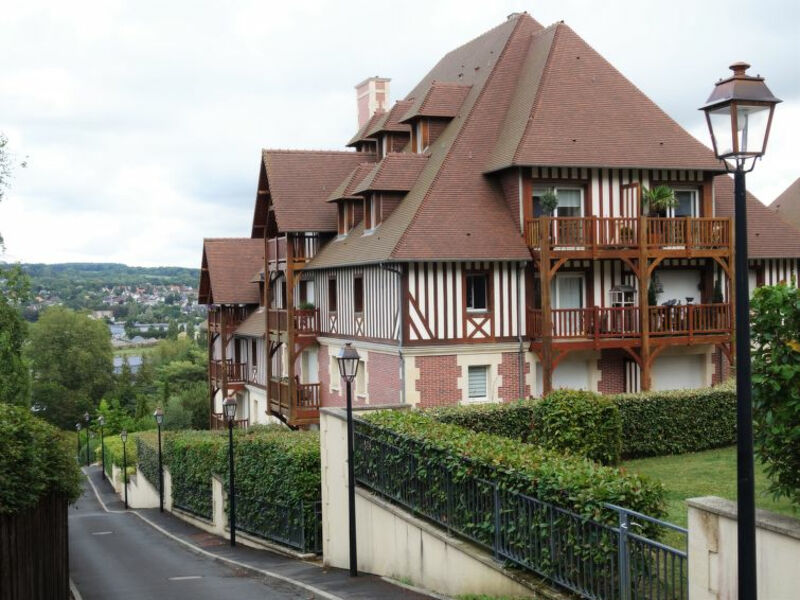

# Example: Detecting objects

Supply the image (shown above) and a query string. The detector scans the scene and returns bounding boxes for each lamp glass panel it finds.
[707,106,734,157]
[735,103,770,155]
[223,399,237,420]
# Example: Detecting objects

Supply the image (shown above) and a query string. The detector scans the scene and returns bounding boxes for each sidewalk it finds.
[85,466,440,600]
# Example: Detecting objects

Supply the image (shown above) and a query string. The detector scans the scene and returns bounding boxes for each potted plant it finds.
[298,301,315,310]
[618,225,635,246]
[642,185,677,217]
[539,189,559,216]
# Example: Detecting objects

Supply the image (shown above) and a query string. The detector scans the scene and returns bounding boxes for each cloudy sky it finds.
[1,0,797,268]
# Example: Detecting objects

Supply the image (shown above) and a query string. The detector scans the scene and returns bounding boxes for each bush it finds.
[362,410,665,524]
[614,380,736,459]
[95,434,139,479]
[751,281,800,506]
[426,400,538,441]
[530,390,622,465]
[0,403,82,514]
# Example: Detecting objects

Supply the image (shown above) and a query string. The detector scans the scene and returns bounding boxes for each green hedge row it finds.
[427,381,736,461]
[162,431,219,519]
[362,410,665,525]
[0,403,82,515]
[614,380,736,458]
[95,435,140,478]
[136,434,162,494]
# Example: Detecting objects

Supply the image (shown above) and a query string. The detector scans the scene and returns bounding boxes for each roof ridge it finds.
[391,14,529,259]
[512,23,562,164]
[262,148,370,155]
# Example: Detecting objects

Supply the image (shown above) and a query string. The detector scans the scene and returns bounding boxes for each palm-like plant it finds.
[642,185,677,216]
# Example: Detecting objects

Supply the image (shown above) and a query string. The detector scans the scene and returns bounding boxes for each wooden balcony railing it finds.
[210,359,247,383]
[267,234,321,269]
[267,377,321,424]
[211,413,248,430]
[267,308,319,335]
[525,217,731,253]
[208,306,251,333]
[528,303,731,341]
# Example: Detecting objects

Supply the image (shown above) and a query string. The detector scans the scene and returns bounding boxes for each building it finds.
[770,176,800,231]
[199,12,800,428]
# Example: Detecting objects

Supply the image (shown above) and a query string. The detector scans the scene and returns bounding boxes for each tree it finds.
[751,280,800,506]
[0,265,32,406]
[641,185,677,216]
[27,306,113,429]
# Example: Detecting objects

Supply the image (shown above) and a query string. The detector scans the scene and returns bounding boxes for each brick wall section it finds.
[597,350,626,394]
[498,351,530,401]
[415,355,462,408]
[712,346,732,385]
[367,351,401,405]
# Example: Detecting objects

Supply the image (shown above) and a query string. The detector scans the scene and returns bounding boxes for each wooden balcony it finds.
[528,303,732,348]
[267,308,319,335]
[210,413,249,431]
[525,216,731,258]
[208,306,250,334]
[267,234,321,271]
[210,359,247,385]
[267,377,321,425]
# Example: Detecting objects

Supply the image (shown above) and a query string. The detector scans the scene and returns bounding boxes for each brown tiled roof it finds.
[309,13,539,268]
[235,307,265,337]
[714,175,800,258]
[346,110,385,147]
[366,100,414,137]
[400,82,472,122]
[486,23,724,172]
[326,163,375,202]
[770,177,800,231]
[198,239,264,305]
[263,150,376,232]
[353,154,429,194]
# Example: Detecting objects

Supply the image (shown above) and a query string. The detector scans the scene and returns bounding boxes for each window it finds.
[532,186,583,217]
[467,366,489,401]
[353,275,364,314]
[355,360,366,397]
[466,273,489,312]
[671,190,698,218]
[364,198,372,230]
[251,339,257,367]
[328,278,337,312]
[552,273,585,309]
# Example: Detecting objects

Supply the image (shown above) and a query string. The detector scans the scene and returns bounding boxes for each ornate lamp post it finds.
[75,423,81,462]
[336,343,360,577]
[120,429,129,509]
[223,397,237,547]
[97,415,106,480]
[153,407,165,513]
[83,412,91,466]
[701,62,781,600]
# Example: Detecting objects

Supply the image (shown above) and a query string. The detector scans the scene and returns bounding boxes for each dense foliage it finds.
[530,390,622,465]
[0,403,82,514]
[363,410,665,524]
[0,265,31,406]
[427,400,537,441]
[751,281,800,506]
[614,380,736,459]
[96,434,139,479]
[27,306,114,428]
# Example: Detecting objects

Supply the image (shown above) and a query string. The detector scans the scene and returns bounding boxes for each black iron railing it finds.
[354,419,686,600]
[234,494,322,554]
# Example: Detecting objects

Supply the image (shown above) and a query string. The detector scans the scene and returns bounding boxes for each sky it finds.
[0,0,798,268]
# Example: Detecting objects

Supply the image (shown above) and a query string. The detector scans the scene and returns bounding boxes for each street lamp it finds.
[701,62,781,600]
[120,429,129,509]
[223,397,237,547]
[83,412,91,466]
[75,423,81,463]
[97,415,106,481]
[336,342,360,577]
[153,407,165,513]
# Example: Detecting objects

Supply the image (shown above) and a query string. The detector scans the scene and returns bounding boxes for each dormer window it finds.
[337,200,363,237]
[364,194,383,233]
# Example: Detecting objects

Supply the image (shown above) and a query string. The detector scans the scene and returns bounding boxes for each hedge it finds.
[427,400,537,441]
[95,435,140,479]
[0,403,82,515]
[614,380,736,459]
[362,410,665,525]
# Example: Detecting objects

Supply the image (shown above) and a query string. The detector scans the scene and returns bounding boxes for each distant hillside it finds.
[17,263,200,288]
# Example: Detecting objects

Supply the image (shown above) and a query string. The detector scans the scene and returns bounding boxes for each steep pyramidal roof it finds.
[198,238,264,305]
[714,175,800,259]
[486,23,724,172]
[770,177,800,231]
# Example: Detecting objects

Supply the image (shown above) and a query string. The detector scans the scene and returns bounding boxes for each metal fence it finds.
[236,494,322,554]
[354,421,687,600]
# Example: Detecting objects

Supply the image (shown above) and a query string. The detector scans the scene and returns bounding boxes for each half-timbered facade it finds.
[199,12,800,427]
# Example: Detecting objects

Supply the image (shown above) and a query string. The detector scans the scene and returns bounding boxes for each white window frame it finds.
[532,186,584,218]
[552,272,586,309]
[465,272,490,313]
[466,365,490,403]
[668,189,699,218]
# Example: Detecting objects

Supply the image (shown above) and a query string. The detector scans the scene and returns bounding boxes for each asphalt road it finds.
[69,477,310,600]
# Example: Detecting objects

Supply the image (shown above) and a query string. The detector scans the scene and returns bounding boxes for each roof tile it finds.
[199,238,264,304]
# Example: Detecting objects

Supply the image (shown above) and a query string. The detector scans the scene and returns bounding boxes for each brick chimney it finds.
[355,76,391,128]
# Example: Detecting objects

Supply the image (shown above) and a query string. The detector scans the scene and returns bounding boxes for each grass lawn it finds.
[623,445,798,548]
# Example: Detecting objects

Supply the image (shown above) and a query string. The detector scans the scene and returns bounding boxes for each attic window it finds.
[337,201,357,236]
[364,194,383,233]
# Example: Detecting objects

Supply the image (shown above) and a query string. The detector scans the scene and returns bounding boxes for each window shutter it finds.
[468,366,488,399]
